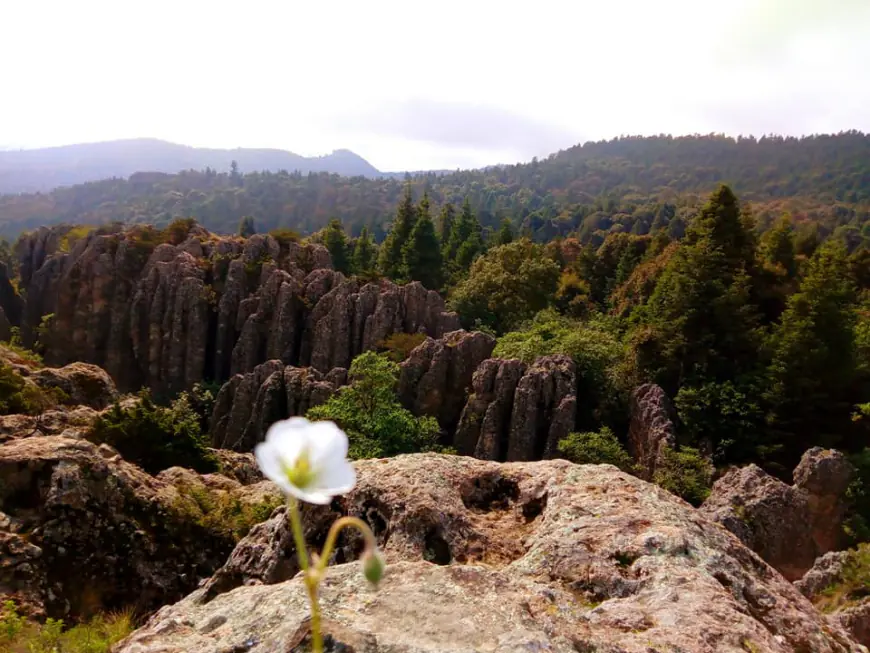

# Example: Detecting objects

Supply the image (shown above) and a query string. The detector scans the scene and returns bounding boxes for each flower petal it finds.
[313,458,357,495]
[254,440,296,496]
[291,488,334,505]
[306,421,349,468]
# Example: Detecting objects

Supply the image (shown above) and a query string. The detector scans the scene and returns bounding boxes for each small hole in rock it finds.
[423,528,452,565]
[461,474,520,512]
[522,493,548,522]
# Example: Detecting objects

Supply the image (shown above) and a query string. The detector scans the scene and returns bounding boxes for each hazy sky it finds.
[2,0,869,170]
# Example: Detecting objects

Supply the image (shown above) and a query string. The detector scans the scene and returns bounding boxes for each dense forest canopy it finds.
[1,132,868,246]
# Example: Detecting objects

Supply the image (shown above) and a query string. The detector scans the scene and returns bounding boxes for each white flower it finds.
[255,417,356,504]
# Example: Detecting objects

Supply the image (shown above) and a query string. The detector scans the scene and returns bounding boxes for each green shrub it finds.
[58,225,96,253]
[816,544,870,613]
[0,363,68,416]
[87,391,217,474]
[558,427,636,473]
[3,329,43,366]
[307,352,441,459]
[269,227,301,246]
[170,485,281,542]
[844,447,870,543]
[163,217,197,245]
[0,600,133,653]
[652,446,713,506]
[378,332,427,362]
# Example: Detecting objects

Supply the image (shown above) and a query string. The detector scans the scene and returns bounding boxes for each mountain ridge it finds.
[0,138,383,192]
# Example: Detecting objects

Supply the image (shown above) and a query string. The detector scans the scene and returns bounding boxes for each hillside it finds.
[0,138,382,193]
[0,133,868,243]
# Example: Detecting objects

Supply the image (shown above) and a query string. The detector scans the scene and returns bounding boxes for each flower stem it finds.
[287,498,322,653]
[316,516,377,573]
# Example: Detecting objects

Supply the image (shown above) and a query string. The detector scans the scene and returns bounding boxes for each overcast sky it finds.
[2,0,869,171]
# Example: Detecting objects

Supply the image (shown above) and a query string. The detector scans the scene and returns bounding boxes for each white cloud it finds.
[0,0,867,170]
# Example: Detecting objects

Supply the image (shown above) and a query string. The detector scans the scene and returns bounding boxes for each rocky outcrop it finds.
[797,549,870,647]
[0,435,261,621]
[627,383,677,480]
[0,261,22,338]
[117,454,863,652]
[207,450,264,485]
[398,330,495,431]
[16,225,459,397]
[455,355,577,461]
[0,406,98,443]
[210,361,346,451]
[794,447,855,556]
[32,361,118,409]
[700,448,855,581]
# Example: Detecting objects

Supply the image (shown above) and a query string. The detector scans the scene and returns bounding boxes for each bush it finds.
[815,544,870,613]
[269,227,301,246]
[307,352,441,459]
[652,446,713,506]
[378,332,427,362]
[0,363,67,416]
[170,485,281,542]
[844,447,870,544]
[558,427,636,473]
[0,600,133,653]
[87,391,217,474]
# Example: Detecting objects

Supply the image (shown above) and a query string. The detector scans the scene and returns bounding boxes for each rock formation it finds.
[210,360,346,451]
[455,355,577,461]
[398,330,496,431]
[627,383,677,480]
[0,261,23,340]
[117,454,863,652]
[797,549,870,647]
[0,435,275,620]
[700,448,855,581]
[14,225,460,397]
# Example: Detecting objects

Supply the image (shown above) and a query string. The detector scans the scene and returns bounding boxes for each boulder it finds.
[797,549,870,647]
[794,447,855,555]
[627,383,677,480]
[700,448,855,581]
[0,406,98,443]
[398,330,496,431]
[0,435,269,620]
[117,454,863,652]
[32,361,118,409]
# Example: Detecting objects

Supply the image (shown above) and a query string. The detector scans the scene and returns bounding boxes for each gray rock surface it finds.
[627,383,677,480]
[117,454,863,653]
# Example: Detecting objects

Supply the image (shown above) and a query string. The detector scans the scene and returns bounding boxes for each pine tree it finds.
[496,218,514,245]
[352,226,376,276]
[238,216,256,238]
[445,199,484,275]
[402,193,443,290]
[765,242,858,461]
[437,203,456,243]
[760,215,797,277]
[379,186,417,281]
[323,218,350,274]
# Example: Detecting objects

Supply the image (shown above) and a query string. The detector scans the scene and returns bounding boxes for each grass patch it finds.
[170,485,281,542]
[0,600,133,653]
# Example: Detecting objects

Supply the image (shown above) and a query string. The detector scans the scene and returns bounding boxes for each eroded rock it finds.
[118,454,863,653]
[32,361,118,409]
[627,383,677,480]
[398,330,496,432]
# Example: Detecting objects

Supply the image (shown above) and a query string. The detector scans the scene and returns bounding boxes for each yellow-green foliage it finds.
[58,225,97,253]
[0,601,133,653]
[1,334,42,367]
[171,485,281,542]
[378,332,427,362]
[817,544,870,613]
[0,363,68,416]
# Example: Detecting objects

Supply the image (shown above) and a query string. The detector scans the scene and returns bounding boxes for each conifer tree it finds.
[496,217,514,245]
[238,216,256,237]
[323,218,350,274]
[765,242,858,460]
[445,199,484,274]
[437,203,456,244]
[402,193,443,290]
[352,226,376,276]
[379,185,417,281]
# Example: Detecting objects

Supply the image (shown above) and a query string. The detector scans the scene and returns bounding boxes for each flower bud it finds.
[362,547,386,586]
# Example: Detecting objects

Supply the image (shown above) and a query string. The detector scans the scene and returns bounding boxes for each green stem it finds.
[287,497,310,572]
[316,516,377,573]
[288,498,322,653]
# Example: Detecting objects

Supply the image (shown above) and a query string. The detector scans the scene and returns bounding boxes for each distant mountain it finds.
[0,139,382,193]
